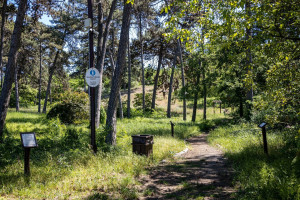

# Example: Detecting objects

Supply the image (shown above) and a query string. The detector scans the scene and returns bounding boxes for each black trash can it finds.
[132,135,154,156]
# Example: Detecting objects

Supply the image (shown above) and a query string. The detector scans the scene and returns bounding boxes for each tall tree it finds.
[139,12,146,112]
[192,60,201,122]
[14,65,19,112]
[167,45,178,118]
[0,0,7,88]
[95,0,117,128]
[0,0,28,142]
[151,39,163,110]
[127,33,131,118]
[177,39,186,120]
[105,0,132,145]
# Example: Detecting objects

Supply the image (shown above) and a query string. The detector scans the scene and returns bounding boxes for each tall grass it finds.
[208,123,300,200]
[0,107,207,199]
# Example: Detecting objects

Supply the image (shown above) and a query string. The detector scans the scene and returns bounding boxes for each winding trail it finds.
[139,133,235,199]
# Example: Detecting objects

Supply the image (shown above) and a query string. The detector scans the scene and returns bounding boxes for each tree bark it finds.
[151,41,163,110]
[192,60,201,122]
[95,0,117,128]
[139,13,145,112]
[42,50,59,113]
[105,1,132,145]
[203,62,207,120]
[177,39,186,120]
[127,36,131,118]
[245,0,253,120]
[38,39,42,113]
[109,52,123,119]
[0,0,27,142]
[167,45,179,118]
[15,65,19,112]
[0,0,7,89]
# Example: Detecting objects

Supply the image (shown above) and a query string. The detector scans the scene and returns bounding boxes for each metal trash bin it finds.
[132,135,154,156]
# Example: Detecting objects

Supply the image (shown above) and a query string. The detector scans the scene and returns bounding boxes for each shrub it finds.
[100,106,106,124]
[10,84,38,108]
[47,90,89,124]
[133,93,152,111]
[47,102,89,124]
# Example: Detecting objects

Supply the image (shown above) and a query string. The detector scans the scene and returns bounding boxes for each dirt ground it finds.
[138,133,235,200]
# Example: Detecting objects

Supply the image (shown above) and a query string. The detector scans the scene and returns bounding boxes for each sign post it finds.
[20,132,38,176]
[258,122,268,155]
[87,0,97,154]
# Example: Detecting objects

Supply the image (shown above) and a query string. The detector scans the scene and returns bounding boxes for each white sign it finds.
[21,133,37,148]
[85,68,100,87]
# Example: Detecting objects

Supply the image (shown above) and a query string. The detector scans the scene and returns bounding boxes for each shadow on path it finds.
[139,134,235,200]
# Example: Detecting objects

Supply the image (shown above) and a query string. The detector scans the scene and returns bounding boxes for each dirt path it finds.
[139,133,235,200]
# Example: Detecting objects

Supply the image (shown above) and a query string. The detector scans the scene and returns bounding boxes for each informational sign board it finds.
[258,122,267,128]
[85,68,100,87]
[20,132,37,148]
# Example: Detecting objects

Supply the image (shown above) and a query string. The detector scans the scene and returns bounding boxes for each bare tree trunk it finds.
[127,36,131,118]
[15,65,19,112]
[151,41,163,110]
[95,0,117,128]
[109,52,123,119]
[192,60,201,122]
[203,62,207,120]
[0,0,7,89]
[245,0,253,120]
[177,39,186,120]
[105,1,132,145]
[167,45,179,118]
[0,0,27,142]
[139,13,145,112]
[38,39,42,113]
[43,51,59,113]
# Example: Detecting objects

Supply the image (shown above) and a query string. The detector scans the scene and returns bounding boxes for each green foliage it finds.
[47,102,88,124]
[208,123,300,199]
[133,93,152,111]
[47,90,89,124]
[9,84,38,108]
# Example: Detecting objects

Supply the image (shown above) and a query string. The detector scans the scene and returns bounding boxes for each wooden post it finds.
[220,102,222,113]
[170,121,175,137]
[262,126,268,155]
[24,148,30,175]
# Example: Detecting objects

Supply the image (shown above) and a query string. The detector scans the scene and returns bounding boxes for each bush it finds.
[133,93,152,111]
[47,90,89,124]
[100,106,106,124]
[47,102,89,124]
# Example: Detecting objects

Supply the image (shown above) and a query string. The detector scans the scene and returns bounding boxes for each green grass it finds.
[0,107,209,199]
[208,123,300,200]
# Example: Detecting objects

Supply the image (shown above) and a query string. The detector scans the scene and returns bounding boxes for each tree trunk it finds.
[139,13,145,112]
[151,41,163,110]
[38,39,42,113]
[192,60,201,122]
[43,50,59,113]
[167,45,179,118]
[109,52,123,120]
[95,0,117,128]
[105,1,132,145]
[15,65,19,112]
[203,63,207,120]
[245,0,253,120]
[127,36,131,118]
[0,0,7,89]
[0,0,27,142]
[177,39,186,120]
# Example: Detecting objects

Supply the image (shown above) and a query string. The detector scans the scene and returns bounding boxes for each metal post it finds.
[170,121,175,137]
[262,126,268,155]
[88,0,97,153]
[24,148,30,175]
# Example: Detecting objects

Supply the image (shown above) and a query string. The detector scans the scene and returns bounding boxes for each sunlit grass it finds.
[208,123,300,199]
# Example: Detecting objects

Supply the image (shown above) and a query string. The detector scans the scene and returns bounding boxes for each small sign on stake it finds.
[20,132,38,176]
[85,68,100,87]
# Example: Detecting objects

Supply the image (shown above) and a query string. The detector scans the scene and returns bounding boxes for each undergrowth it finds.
[208,123,300,200]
